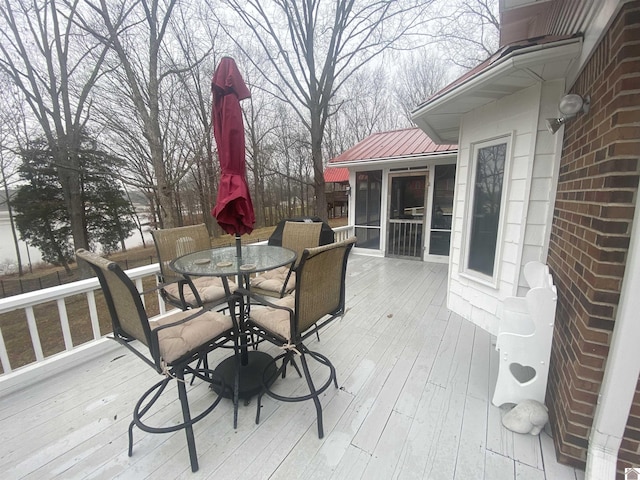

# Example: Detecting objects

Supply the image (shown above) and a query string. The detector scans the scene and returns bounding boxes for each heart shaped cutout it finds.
[509,363,537,384]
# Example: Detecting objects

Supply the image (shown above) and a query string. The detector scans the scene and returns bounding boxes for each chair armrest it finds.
[151,308,210,334]
[236,286,293,312]
[140,283,166,296]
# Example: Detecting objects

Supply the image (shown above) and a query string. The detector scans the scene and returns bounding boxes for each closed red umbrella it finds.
[211,57,255,252]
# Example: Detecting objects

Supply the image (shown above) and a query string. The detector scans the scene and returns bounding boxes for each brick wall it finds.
[546,2,640,475]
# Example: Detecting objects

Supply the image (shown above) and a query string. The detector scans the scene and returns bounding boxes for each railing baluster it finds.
[156,275,166,315]
[25,306,44,361]
[57,299,74,350]
[0,327,11,373]
[86,291,101,340]
[135,278,145,308]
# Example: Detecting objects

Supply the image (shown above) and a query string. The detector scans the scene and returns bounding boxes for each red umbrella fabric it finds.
[211,57,255,236]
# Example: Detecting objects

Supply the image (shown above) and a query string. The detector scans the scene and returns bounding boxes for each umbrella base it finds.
[210,351,276,400]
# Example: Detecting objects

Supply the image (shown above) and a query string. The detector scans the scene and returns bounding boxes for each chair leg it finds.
[129,376,171,458]
[176,369,199,472]
[256,352,291,425]
[287,356,303,378]
[256,390,264,425]
[299,352,324,438]
[255,347,336,439]
[127,363,224,473]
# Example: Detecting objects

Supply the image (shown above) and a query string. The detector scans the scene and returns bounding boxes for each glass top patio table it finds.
[169,244,296,401]
[170,244,296,278]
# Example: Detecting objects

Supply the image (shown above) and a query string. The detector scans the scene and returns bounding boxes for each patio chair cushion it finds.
[150,309,234,364]
[250,267,295,295]
[249,294,296,341]
[249,221,323,298]
[163,276,236,308]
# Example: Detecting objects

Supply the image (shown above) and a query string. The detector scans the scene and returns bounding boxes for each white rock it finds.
[502,399,549,435]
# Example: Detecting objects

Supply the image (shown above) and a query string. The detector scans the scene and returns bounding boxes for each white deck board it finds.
[0,255,583,479]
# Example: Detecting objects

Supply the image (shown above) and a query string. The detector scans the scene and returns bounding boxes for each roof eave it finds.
[411,37,583,144]
[331,150,458,169]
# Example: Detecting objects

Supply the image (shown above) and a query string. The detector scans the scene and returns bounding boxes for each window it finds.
[466,138,509,278]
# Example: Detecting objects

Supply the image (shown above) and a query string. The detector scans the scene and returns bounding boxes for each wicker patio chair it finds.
[244,236,356,438]
[151,224,236,310]
[76,249,240,473]
[249,221,323,298]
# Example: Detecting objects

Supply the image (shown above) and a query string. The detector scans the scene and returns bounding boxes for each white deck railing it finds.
[332,225,353,242]
[0,225,355,383]
[0,263,165,377]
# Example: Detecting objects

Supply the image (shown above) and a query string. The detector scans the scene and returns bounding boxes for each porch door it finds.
[387,173,427,259]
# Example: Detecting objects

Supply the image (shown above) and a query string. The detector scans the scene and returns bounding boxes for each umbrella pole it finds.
[235,234,242,259]
[234,233,250,366]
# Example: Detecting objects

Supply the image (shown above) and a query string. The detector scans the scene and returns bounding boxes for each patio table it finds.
[170,244,296,399]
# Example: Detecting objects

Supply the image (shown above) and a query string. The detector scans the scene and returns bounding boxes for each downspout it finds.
[586,190,640,479]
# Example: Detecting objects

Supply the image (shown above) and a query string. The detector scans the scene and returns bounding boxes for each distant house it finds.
[324,167,349,218]
[410,0,640,478]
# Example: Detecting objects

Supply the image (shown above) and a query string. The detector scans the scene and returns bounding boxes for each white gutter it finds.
[586,189,640,479]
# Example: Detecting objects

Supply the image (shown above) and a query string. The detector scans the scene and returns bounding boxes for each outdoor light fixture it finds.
[546,93,591,134]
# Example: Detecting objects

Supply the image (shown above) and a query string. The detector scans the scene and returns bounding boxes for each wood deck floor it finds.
[0,254,585,480]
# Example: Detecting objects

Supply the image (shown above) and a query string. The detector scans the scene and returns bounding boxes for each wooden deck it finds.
[0,255,584,479]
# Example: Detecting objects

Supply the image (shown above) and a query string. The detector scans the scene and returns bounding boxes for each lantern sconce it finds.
[546,94,591,134]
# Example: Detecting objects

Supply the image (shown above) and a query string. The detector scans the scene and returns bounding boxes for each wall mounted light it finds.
[546,94,591,134]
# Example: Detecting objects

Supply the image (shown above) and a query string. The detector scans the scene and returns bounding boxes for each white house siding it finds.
[447,81,565,335]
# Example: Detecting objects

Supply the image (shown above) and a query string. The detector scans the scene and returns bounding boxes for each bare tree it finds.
[169,10,227,233]
[0,0,110,272]
[395,50,452,122]
[217,0,433,222]
[325,63,410,160]
[87,0,214,228]
[244,89,281,228]
[430,0,499,70]
[0,81,25,274]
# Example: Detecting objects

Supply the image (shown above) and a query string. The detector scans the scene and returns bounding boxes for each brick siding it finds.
[546,2,640,476]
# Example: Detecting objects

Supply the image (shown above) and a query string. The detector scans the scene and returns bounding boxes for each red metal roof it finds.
[324,167,349,183]
[329,128,457,165]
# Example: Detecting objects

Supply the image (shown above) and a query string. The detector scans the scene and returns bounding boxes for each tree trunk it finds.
[311,114,327,222]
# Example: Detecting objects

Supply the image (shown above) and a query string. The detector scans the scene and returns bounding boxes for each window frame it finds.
[461,134,513,287]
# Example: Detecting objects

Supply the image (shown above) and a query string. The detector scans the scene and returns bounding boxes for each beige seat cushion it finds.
[164,276,236,307]
[150,309,233,363]
[250,266,295,295]
[249,295,296,341]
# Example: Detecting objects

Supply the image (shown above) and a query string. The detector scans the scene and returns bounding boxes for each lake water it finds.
[0,211,152,273]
